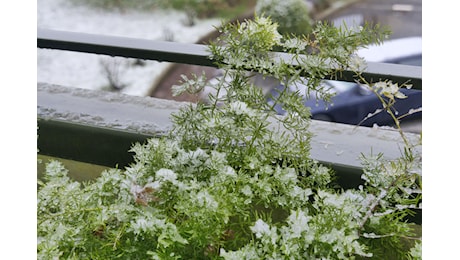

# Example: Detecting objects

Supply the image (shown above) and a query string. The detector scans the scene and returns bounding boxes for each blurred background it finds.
[37,0,422,132]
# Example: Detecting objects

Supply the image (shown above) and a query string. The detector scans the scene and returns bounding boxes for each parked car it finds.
[270,37,422,127]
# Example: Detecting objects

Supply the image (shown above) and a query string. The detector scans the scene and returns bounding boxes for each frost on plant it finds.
[38,15,421,259]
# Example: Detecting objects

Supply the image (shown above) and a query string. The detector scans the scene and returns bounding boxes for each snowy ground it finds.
[37,0,221,96]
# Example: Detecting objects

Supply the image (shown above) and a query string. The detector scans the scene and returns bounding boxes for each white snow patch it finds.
[37,0,221,96]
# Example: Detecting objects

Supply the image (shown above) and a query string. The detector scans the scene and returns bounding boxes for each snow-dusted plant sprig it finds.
[37,15,421,259]
[352,77,422,170]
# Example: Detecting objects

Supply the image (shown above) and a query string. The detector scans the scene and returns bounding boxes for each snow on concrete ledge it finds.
[38,82,187,136]
[307,118,421,174]
[38,82,421,175]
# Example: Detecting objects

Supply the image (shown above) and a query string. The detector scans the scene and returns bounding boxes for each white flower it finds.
[223,166,237,177]
[220,247,259,259]
[319,228,344,243]
[130,184,144,196]
[240,184,254,205]
[44,160,68,178]
[251,219,271,238]
[277,167,297,184]
[229,101,250,115]
[283,38,307,51]
[131,217,152,234]
[348,54,367,73]
[289,186,312,201]
[287,210,311,238]
[156,168,177,183]
[144,181,161,190]
[374,81,407,100]
[409,242,422,259]
[189,148,209,165]
[196,190,218,210]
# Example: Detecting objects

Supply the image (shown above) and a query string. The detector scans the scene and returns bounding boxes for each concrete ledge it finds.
[37,83,421,186]
[38,82,188,136]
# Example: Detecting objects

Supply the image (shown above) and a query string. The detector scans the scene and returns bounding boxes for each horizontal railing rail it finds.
[37,28,422,90]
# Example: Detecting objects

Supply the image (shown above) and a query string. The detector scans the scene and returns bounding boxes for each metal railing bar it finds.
[37,28,215,67]
[37,28,422,90]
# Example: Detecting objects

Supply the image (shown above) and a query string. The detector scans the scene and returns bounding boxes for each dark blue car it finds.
[271,37,422,127]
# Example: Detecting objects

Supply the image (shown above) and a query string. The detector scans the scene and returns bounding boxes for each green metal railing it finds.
[37,29,422,90]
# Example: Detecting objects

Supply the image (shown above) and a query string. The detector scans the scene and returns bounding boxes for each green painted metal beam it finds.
[37,28,422,90]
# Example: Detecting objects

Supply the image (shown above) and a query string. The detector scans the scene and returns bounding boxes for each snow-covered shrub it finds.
[38,16,421,259]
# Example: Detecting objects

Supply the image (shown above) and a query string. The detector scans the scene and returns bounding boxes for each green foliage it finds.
[255,0,313,36]
[37,16,421,259]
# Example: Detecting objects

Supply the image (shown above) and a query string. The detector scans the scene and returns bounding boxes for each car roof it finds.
[356,37,422,63]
